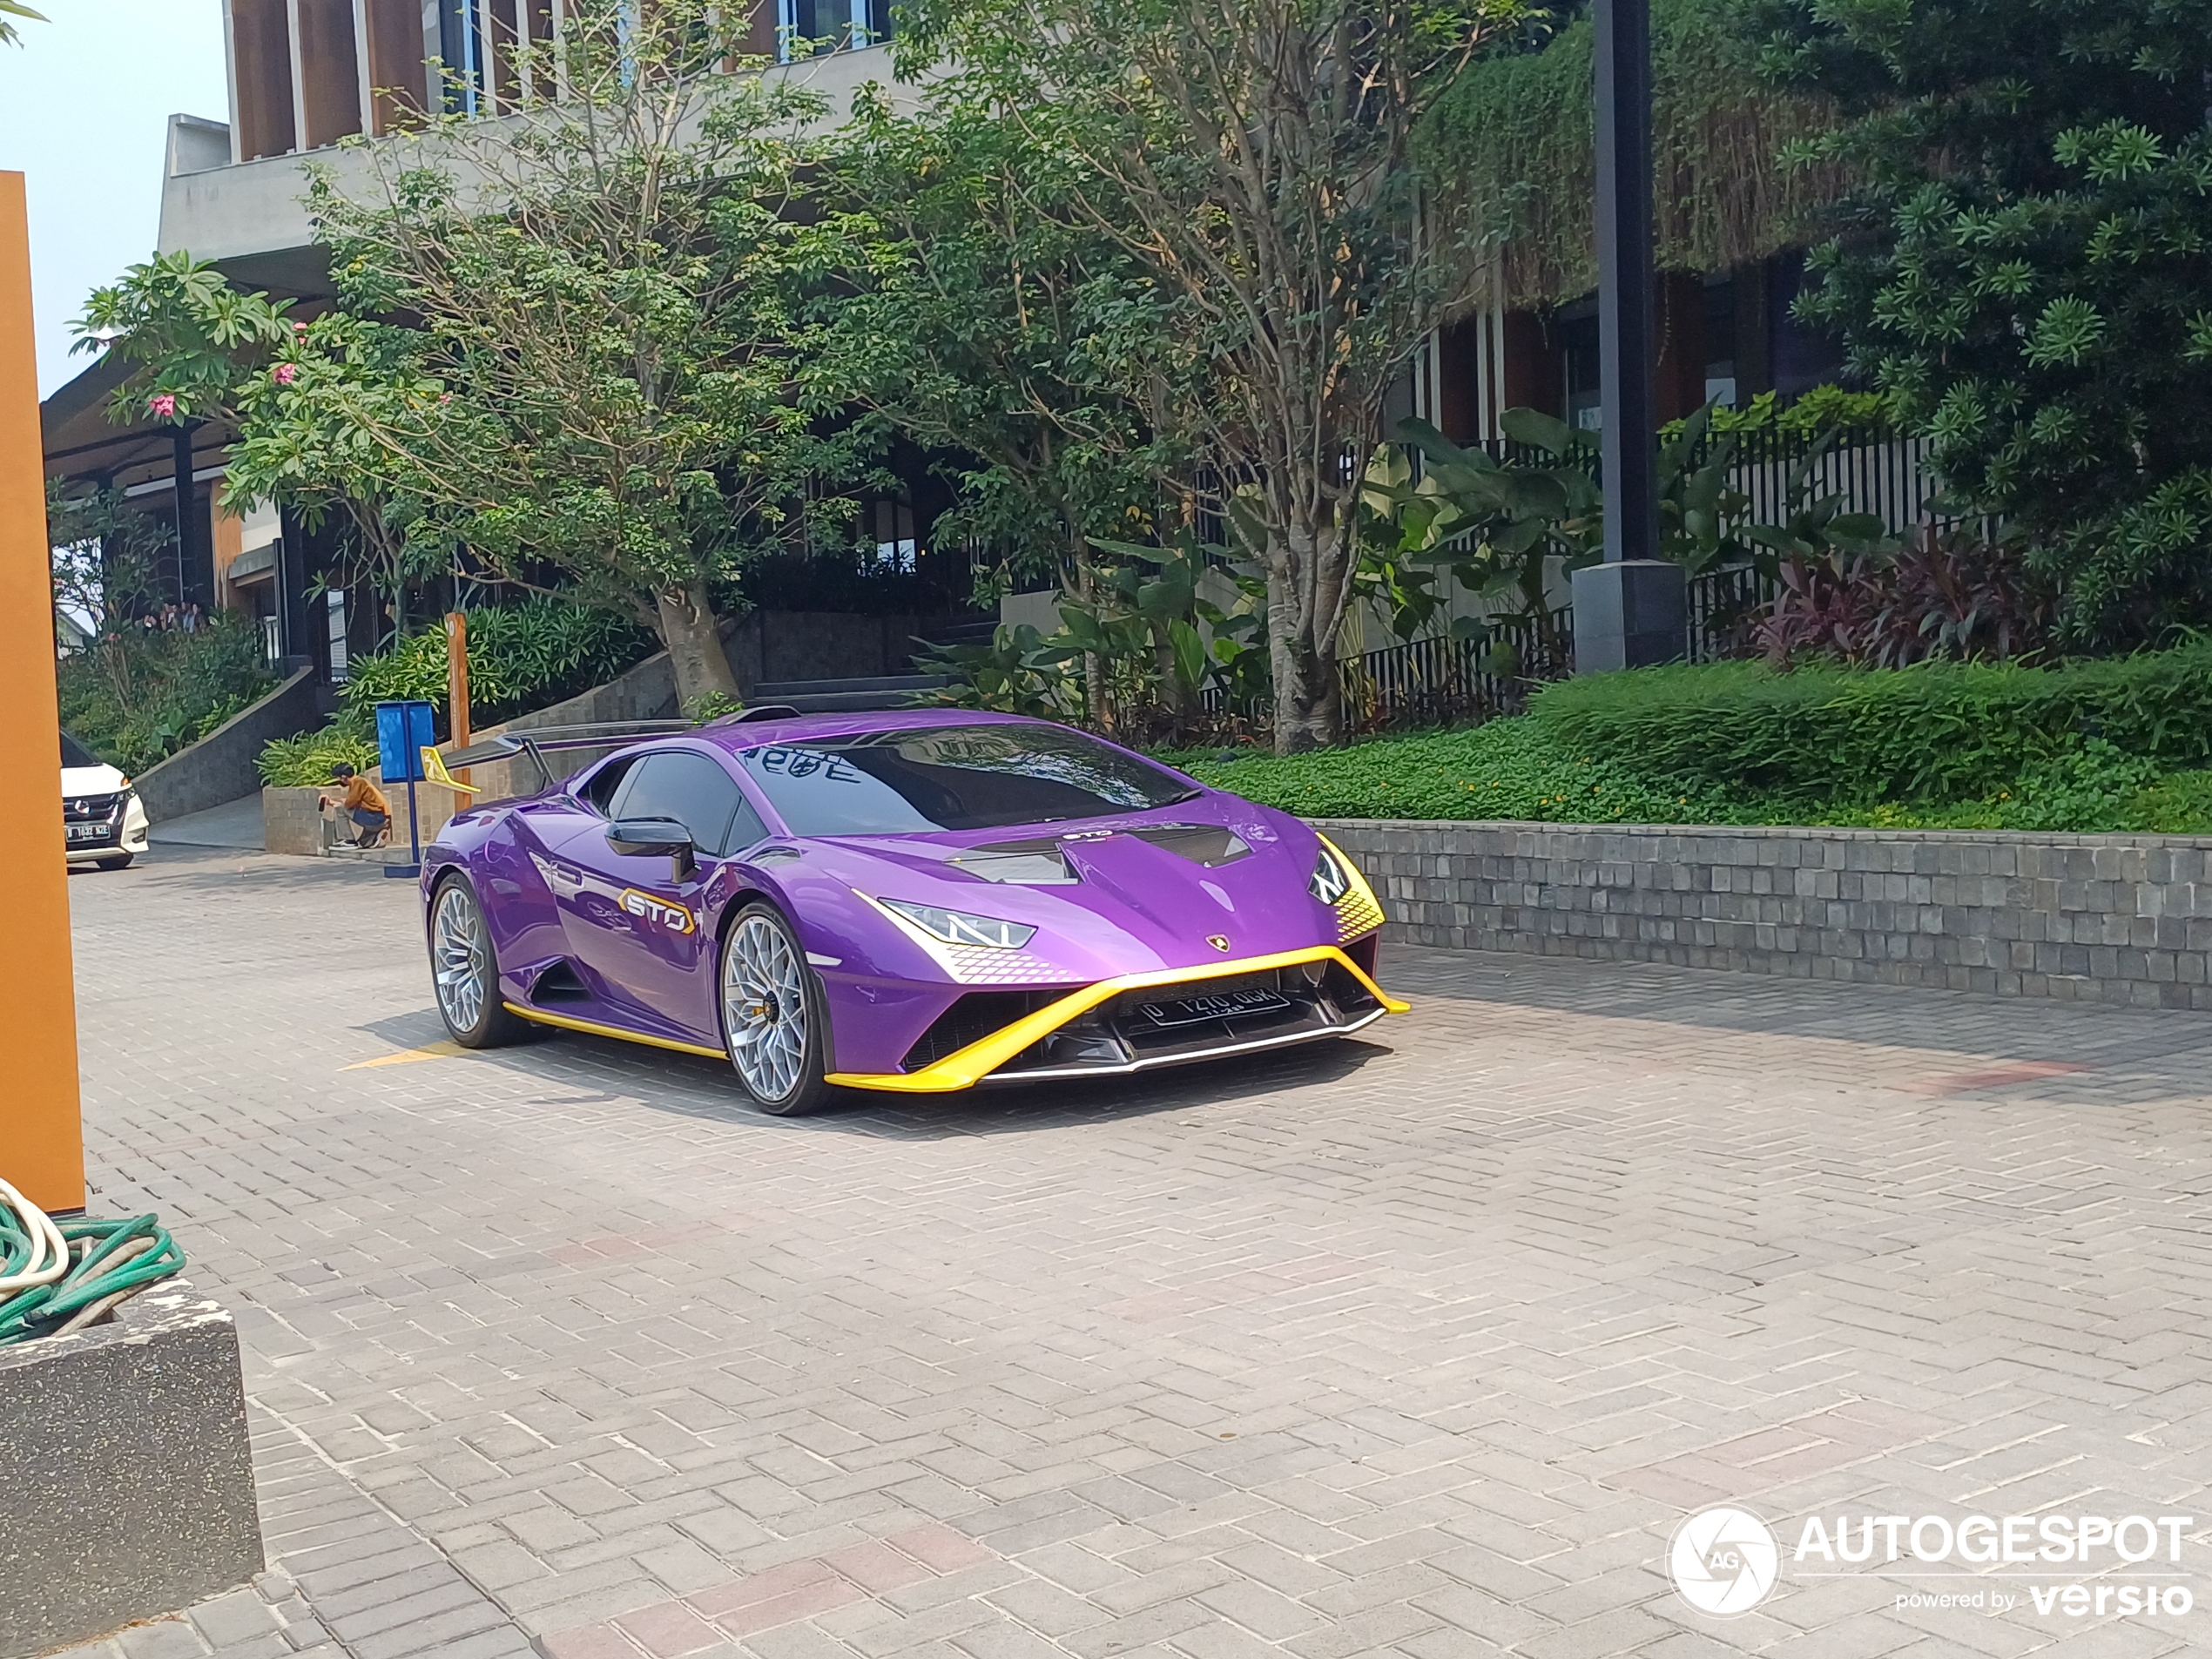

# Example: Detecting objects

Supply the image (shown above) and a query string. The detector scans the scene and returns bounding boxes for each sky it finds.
[0,0,231,398]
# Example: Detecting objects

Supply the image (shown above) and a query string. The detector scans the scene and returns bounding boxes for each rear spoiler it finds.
[443,719,696,797]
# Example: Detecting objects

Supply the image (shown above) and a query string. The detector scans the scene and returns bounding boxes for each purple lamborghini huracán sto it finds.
[421,710,1406,1115]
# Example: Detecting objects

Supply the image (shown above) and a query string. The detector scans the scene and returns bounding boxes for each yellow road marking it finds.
[344,1039,470,1070]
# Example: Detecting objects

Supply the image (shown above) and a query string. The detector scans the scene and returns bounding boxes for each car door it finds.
[562,748,762,1041]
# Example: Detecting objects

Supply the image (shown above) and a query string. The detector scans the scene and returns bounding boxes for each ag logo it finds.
[619,888,696,935]
[1207,934,1231,952]
[1668,1507,1779,1616]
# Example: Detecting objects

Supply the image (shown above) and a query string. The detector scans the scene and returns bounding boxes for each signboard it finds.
[375,700,435,784]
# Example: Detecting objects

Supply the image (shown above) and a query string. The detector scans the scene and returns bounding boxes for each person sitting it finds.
[320,764,392,848]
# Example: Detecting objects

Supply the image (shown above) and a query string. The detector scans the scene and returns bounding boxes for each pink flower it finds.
[147,392,177,418]
[273,362,299,385]
[438,393,453,404]
[293,321,307,334]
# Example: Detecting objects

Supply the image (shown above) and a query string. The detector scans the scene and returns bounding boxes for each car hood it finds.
[62,763,128,795]
[786,798,1337,981]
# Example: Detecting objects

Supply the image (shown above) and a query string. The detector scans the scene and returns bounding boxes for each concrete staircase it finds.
[749,617,995,713]
[750,673,950,713]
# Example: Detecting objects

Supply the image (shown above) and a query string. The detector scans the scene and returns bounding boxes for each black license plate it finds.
[65,823,106,841]
[1136,988,1291,1028]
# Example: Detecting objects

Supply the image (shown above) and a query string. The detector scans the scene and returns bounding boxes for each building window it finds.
[1561,313,1602,431]
[873,500,918,572]
[779,0,893,60]
[326,589,351,684]
[1703,276,1737,410]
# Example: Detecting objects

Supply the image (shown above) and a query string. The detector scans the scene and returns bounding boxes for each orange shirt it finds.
[341,776,390,816]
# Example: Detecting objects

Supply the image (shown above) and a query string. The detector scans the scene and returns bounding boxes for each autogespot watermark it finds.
[1666,1506,2198,1622]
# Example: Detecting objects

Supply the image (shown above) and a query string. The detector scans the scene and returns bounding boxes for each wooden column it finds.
[0,173,86,1213]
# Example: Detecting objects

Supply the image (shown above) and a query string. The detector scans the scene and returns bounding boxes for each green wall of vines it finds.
[1418,0,1847,309]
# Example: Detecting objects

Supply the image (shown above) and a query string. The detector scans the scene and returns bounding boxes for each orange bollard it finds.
[0,172,87,1212]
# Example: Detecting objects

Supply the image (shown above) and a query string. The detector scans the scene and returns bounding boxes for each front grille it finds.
[990,961,1384,1080]
[902,988,1075,1072]
[63,792,122,825]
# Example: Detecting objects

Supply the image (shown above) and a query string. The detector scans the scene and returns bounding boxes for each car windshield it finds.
[61,732,101,771]
[738,724,1200,836]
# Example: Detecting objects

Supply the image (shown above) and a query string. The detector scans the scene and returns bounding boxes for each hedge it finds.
[1526,645,2212,805]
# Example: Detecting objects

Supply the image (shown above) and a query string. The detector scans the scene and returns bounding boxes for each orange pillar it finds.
[0,173,86,1212]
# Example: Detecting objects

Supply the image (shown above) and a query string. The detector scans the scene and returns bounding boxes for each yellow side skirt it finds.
[504,1001,728,1061]
[826,944,1408,1095]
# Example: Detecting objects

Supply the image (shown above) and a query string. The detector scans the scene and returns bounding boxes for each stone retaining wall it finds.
[134,668,323,822]
[1320,819,2212,1010]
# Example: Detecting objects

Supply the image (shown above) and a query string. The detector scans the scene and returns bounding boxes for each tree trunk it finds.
[654,581,740,710]
[1264,520,1348,755]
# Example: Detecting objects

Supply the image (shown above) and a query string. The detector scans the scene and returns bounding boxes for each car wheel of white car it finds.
[719,904,832,1116]
[430,875,525,1049]
[95,853,133,870]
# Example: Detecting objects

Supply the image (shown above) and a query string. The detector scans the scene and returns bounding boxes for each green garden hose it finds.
[0,1177,185,1347]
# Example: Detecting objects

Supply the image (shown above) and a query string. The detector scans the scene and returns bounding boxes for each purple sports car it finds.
[421,710,1405,1115]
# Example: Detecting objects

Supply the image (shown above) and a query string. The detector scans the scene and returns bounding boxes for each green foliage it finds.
[1527,644,2212,806]
[0,1,44,47]
[256,716,379,789]
[57,616,277,775]
[1177,717,1724,823]
[920,533,1271,741]
[1176,715,2212,833]
[1752,0,2212,647]
[337,599,654,727]
[1659,384,1891,442]
[815,89,1160,600]
[1415,0,1848,307]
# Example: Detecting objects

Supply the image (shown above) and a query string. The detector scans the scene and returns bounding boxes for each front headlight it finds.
[881,899,1036,951]
[1309,845,1351,905]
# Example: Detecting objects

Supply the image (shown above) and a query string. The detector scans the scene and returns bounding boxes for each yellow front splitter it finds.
[826,944,1407,1095]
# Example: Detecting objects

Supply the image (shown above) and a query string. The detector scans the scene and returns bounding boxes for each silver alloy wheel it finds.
[432,882,488,1034]
[722,913,808,1103]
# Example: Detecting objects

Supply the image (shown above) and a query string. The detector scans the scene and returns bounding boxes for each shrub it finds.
[1527,644,2212,805]
[58,615,277,774]
[256,712,379,788]
[340,598,654,728]
[1174,722,2212,833]
[1175,718,1726,825]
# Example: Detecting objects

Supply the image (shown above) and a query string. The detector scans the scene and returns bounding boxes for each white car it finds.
[62,731,150,871]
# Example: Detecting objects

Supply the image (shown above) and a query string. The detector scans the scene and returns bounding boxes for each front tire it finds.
[96,853,134,871]
[718,903,832,1116]
[430,874,526,1049]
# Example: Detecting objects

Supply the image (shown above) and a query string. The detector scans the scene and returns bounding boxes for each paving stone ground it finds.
[51,845,2212,1659]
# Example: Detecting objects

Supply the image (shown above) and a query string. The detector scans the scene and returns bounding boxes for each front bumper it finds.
[825,945,1408,1093]
[63,794,149,862]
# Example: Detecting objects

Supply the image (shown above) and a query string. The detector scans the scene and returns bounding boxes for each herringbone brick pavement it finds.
[50,847,2212,1658]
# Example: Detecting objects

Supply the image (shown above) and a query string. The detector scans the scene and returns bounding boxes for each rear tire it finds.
[96,853,133,870]
[718,903,833,1116]
[429,874,527,1049]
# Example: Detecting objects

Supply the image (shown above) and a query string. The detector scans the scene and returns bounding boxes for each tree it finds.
[1751,0,2212,647]
[894,0,1527,752]
[817,88,1169,731]
[79,253,440,644]
[293,0,875,705]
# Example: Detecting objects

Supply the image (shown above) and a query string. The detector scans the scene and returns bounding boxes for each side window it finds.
[612,751,750,857]
[725,790,769,854]
[582,755,637,816]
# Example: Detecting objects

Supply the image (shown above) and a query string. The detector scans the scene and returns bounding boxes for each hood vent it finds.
[952,837,1079,884]
[1127,824,1251,867]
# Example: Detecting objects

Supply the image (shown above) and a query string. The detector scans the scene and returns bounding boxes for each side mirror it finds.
[607,816,697,881]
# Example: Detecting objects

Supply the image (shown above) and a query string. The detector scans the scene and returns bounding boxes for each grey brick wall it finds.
[1319,819,2212,1009]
